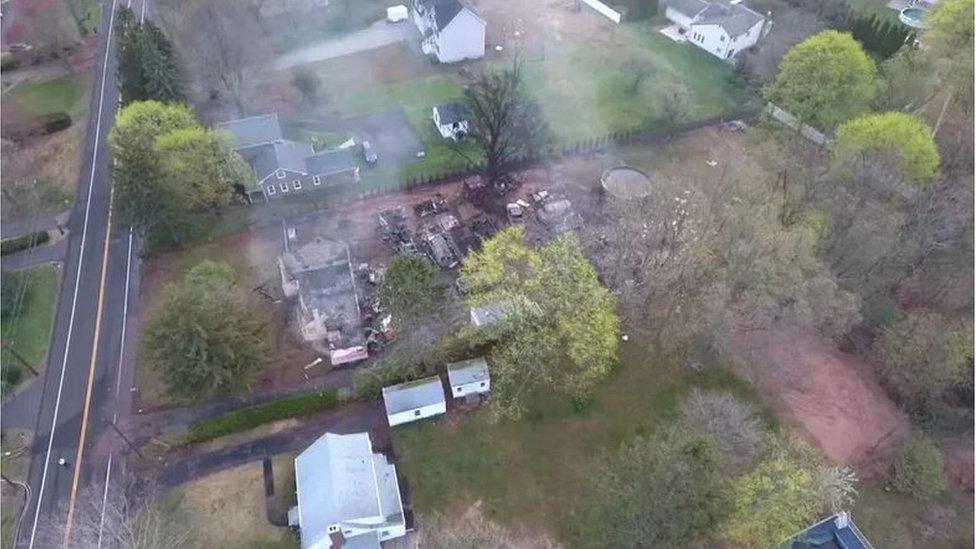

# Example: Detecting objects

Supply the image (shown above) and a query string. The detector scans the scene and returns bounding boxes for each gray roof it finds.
[435,102,468,125]
[382,376,446,414]
[666,0,764,36]
[447,357,489,387]
[417,0,480,31]
[295,432,404,549]
[305,148,358,177]
[238,140,315,182]
[216,113,283,149]
[664,0,709,17]
[470,300,514,327]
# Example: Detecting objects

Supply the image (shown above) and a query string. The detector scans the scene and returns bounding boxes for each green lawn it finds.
[296,21,751,184]
[6,74,88,118]
[392,339,770,545]
[1,264,60,394]
[853,479,974,547]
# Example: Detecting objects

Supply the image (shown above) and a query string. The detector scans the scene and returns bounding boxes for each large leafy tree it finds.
[376,255,445,329]
[142,261,265,399]
[925,0,974,107]
[584,431,728,547]
[833,112,940,184]
[765,30,879,130]
[723,457,818,547]
[461,62,549,185]
[461,228,618,419]
[876,309,972,404]
[155,127,249,214]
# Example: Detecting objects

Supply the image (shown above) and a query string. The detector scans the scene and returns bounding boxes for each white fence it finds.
[765,103,830,146]
[580,0,622,23]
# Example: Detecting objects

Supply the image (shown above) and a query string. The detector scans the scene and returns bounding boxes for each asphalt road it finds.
[12,0,149,545]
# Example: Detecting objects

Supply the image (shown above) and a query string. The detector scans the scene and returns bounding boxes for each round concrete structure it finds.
[600,166,653,200]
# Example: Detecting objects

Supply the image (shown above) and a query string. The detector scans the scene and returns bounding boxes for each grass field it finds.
[156,457,297,548]
[854,480,974,548]
[1,264,60,395]
[6,74,88,118]
[392,339,771,545]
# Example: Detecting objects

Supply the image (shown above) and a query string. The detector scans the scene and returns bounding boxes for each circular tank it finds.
[899,7,928,29]
[600,166,653,200]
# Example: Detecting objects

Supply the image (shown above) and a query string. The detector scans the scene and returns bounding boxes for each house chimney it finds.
[834,511,850,529]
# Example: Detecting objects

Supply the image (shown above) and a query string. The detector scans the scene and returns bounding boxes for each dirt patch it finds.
[731,327,910,474]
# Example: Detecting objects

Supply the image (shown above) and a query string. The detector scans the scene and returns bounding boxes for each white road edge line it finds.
[27,0,119,545]
[112,230,134,422]
[95,453,113,549]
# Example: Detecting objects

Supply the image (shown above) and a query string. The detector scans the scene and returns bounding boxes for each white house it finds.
[382,376,447,426]
[663,0,767,60]
[291,432,406,549]
[432,102,469,140]
[446,357,490,398]
[412,0,485,63]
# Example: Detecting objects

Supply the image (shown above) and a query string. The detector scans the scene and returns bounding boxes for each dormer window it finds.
[293,179,302,190]
[276,169,285,179]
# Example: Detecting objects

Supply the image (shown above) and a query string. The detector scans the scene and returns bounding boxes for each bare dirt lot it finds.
[731,327,910,473]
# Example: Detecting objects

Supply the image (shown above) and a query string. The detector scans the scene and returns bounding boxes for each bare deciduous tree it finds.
[680,389,765,471]
[416,507,562,549]
[35,468,188,549]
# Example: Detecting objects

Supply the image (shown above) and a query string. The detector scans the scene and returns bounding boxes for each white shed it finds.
[382,376,447,426]
[446,357,490,398]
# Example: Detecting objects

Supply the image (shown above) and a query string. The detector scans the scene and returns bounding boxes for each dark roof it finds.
[784,513,871,549]
[305,148,358,176]
[215,113,283,149]
[435,102,468,125]
[239,140,315,181]
[417,0,479,31]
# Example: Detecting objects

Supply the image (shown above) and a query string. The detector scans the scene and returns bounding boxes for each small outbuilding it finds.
[386,4,409,22]
[432,102,469,140]
[382,376,447,426]
[446,357,490,398]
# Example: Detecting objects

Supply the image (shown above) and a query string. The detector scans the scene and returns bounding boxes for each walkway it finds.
[275,19,421,70]
[1,239,68,271]
[0,210,70,239]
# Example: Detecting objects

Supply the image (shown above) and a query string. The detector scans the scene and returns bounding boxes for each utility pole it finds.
[106,421,145,460]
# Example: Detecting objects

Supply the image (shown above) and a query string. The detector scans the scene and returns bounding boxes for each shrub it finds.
[39,112,72,134]
[185,390,340,443]
[679,389,764,471]
[0,231,50,256]
[891,437,948,499]
[1,53,19,72]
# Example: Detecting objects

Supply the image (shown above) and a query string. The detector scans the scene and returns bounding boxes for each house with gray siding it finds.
[216,113,360,203]
[412,0,485,63]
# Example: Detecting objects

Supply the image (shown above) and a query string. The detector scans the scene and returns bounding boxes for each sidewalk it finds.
[0,210,70,240]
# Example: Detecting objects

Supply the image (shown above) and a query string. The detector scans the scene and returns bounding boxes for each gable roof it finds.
[434,102,468,125]
[665,0,765,36]
[306,148,358,177]
[239,140,316,181]
[417,0,482,31]
[382,376,445,414]
[447,357,489,387]
[216,113,283,149]
[295,432,404,549]
[782,512,872,549]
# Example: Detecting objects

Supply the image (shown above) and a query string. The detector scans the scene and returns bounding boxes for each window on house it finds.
[720,35,725,41]
[280,182,289,192]
[480,382,486,387]
[382,531,390,537]
[266,185,276,195]
[457,387,464,393]
[313,175,321,186]
[276,170,285,179]
[414,410,422,416]
[292,179,302,190]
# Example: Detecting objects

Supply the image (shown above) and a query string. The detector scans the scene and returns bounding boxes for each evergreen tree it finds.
[114,7,182,105]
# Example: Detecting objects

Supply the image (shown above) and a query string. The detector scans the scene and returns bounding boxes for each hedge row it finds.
[0,231,50,256]
[185,389,340,444]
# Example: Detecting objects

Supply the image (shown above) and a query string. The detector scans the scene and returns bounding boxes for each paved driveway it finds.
[284,108,425,170]
[275,19,421,70]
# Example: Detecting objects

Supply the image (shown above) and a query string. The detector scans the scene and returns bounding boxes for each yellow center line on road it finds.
[63,186,115,544]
